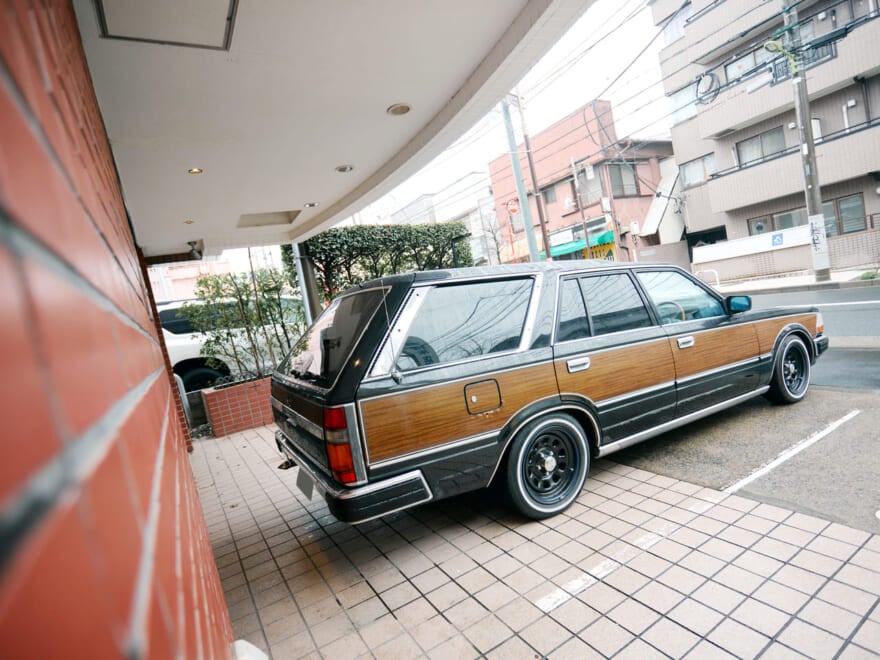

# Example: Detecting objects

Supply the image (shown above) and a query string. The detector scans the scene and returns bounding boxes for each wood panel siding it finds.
[754,314,818,355]
[554,339,676,402]
[360,363,559,463]
[669,325,759,379]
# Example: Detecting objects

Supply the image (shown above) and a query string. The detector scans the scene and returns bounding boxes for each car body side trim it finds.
[597,386,770,457]
[369,430,499,469]
[595,380,676,408]
[675,357,761,386]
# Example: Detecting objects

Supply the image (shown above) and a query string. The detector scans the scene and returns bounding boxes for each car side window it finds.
[637,270,725,324]
[556,277,590,342]
[395,278,533,371]
[580,274,653,335]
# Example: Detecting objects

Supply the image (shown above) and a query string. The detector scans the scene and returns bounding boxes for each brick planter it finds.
[202,377,273,436]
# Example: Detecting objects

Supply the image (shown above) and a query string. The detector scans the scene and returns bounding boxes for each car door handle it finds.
[677,336,695,349]
[566,356,591,373]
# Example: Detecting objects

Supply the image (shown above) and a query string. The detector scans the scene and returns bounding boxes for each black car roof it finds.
[343,260,683,295]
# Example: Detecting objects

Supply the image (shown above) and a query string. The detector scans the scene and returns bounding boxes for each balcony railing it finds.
[708,117,880,180]
[770,42,837,84]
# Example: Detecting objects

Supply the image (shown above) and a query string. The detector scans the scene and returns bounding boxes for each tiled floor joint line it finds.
[190,425,880,660]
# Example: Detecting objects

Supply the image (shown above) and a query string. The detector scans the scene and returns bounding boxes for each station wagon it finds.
[271,262,828,523]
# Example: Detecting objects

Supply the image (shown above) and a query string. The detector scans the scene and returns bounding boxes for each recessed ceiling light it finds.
[187,167,203,174]
[304,202,319,208]
[183,219,195,224]
[335,164,354,173]
[386,103,411,116]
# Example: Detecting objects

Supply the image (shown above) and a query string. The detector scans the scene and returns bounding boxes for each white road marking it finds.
[723,410,862,494]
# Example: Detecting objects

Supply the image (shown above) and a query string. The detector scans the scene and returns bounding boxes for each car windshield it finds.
[281,287,387,388]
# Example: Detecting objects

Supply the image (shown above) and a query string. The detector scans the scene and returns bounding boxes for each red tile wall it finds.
[203,377,274,437]
[0,1,233,657]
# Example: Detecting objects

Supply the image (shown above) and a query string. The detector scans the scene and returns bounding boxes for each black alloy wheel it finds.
[767,335,811,404]
[505,413,589,519]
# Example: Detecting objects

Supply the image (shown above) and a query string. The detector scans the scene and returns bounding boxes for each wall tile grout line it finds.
[0,57,148,311]
[124,394,172,658]
[0,368,164,571]
[0,209,157,343]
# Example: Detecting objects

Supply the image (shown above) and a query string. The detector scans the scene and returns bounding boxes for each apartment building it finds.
[487,102,679,264]
[650,0,880,280]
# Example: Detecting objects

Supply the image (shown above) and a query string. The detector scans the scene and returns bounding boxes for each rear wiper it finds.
[290,369,319,382]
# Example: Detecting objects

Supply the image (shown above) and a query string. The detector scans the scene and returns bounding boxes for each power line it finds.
[380,0,831,225]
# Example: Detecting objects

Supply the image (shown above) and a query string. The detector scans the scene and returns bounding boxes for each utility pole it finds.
[775,0,831,282]
[514,90,553,260]
[570,158,591,256]
[291,242,321,325]
[501,96,540,261]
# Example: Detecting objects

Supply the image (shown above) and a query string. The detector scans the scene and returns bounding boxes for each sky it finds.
[355,0,672,223]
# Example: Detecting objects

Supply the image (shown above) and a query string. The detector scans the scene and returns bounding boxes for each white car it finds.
[158,298,303,391]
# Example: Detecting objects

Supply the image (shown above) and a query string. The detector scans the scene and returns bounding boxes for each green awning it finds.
[540,230,616,259]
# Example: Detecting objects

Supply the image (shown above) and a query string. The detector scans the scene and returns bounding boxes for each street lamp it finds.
[764,40,797,74]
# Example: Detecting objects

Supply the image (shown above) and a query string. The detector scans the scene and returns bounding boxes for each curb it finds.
[718,277,880,296]
[829,336,880,349]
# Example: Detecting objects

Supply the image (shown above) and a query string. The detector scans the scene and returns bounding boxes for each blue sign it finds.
[771,233,783,247]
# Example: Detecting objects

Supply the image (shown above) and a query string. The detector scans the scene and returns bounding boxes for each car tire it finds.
[766,335,811,404]
[505,413,589,519]
[181,366,224,392]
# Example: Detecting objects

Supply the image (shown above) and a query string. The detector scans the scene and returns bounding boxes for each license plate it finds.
[296,467,314,500]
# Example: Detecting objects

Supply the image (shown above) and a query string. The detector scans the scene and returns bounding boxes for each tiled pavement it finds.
[191,425,880,659]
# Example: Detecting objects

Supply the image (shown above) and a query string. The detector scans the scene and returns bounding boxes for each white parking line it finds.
[534,524,677,613]
[723,410,862,494]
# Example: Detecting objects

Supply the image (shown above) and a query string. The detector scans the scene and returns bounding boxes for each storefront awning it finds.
[539,230,615,258]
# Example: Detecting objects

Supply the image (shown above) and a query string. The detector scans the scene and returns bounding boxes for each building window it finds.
[747,207,809,236]
[724,48,772,84]
[541,185,557,204]
[748,217,771,235]
[822,193,866,237]
[575,164,604,207]
[669,84,697,125]
[736,127,786,166]
[773,208,807,230]
[607,163,639,197]
[680,154,716,188]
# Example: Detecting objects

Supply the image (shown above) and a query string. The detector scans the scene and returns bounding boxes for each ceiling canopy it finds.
[75,0,597,258]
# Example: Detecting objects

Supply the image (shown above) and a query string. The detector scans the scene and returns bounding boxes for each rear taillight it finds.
[324,406,356,484]
[816,313,824,336]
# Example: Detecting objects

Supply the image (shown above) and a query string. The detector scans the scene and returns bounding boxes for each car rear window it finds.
[283,287,387,388]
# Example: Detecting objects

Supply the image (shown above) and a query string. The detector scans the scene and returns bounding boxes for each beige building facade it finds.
[650,0,880,280]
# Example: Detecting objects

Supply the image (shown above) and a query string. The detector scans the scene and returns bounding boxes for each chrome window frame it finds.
[364,273,542,381]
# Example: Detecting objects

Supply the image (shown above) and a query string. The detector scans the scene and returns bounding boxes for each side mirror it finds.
[724,295,751,314]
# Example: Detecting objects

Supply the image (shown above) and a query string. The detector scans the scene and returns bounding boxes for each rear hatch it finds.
[271,281,407,477]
